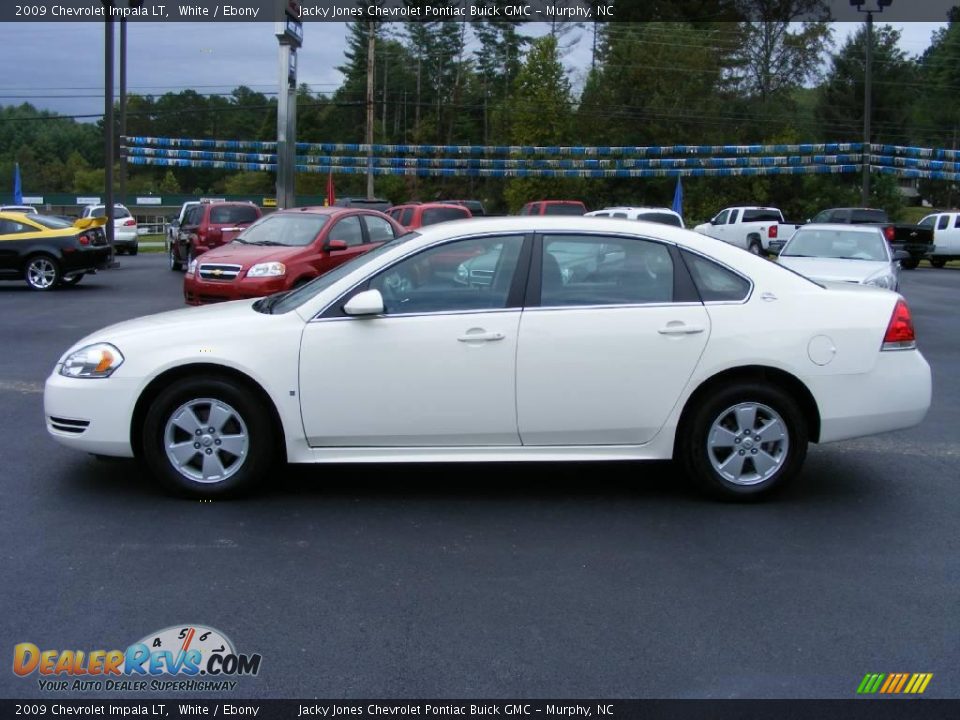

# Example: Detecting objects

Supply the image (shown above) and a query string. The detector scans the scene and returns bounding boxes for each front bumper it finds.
[183,274,288,305]
[810,349,932,444]
[44,371,140,457]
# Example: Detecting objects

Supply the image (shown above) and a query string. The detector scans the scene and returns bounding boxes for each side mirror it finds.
[343,289,384,316]
[893,250,911,262]
[324,239,349,252]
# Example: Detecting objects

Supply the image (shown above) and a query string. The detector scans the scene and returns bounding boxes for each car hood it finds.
[198,243,308,266]
[777,256,890,283]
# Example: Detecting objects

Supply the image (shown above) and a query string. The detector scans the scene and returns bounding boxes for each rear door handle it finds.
[458,330,505,343]
[658,323,706,335]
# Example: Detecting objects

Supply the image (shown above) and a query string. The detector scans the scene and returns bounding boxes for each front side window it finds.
[363,215,397,244]
[369,235,524,315]
[540,235,674,307]
[328,216,364,247]
[682,250,751,302]
[399,207,414,226]
[728,209,740,224]
[713,210,730,225]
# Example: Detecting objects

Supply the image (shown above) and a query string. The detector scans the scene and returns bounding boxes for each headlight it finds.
[864,269,895,289]
[186,258,198,276]
[59,343,124,379]
[247,262,286,278]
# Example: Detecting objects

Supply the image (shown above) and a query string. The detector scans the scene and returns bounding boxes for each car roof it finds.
[0,211,38,221]
[797,223,884,233]
[590,207,679,214]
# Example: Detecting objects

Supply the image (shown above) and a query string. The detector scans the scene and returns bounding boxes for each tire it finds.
[169,244,182,271]
[747,239,763,256]
[24,254,62,291]
[128,245,138,256]
[59,273,84,287]
[901,257,919,270]
[929,257,946,269]
[678,382,808,500]
[142,376,278,498]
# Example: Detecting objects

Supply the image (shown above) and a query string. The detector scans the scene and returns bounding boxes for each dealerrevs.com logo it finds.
[13,625,262,692]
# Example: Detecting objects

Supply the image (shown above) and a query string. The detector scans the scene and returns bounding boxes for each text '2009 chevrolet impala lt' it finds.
[44,217,931,500]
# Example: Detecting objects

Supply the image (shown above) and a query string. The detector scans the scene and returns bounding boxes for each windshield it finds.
[236,213,329,247]
[31,215,74,229]
[89,206,130,219]
[783,229,889,261]
[264,232,421,314]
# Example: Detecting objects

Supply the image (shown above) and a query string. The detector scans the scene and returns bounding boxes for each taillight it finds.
[882,298,916,351]
[78,234,90,246]
[124,218,136,227]
[883,225,895,242]
[768,225,778,239]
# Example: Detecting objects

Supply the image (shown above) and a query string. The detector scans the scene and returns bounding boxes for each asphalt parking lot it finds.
[1,254,958,700]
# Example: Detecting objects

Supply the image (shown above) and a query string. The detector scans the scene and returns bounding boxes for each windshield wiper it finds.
[256,290,289,314]
[232,238,249,244]
[249,240,285,246]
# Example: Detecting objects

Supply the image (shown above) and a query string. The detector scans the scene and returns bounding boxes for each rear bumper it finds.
[62,247,112,274]
[809,349,931,444]
[183,274,288,305]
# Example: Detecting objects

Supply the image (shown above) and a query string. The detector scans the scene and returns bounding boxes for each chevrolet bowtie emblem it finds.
[212,269,223,276]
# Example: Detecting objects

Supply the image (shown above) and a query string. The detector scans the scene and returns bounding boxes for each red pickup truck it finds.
[171,201,262,271]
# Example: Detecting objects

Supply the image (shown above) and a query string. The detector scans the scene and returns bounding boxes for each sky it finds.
[0,20,949,121]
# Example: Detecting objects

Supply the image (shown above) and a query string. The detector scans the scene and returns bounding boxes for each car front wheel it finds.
[929,257,946,269]
[679,382,808,499]
[142,376,277,497]
[24,254,62,291]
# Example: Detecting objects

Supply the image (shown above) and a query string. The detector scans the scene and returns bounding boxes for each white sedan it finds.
[44,217,931,500]
[777,224,909,291]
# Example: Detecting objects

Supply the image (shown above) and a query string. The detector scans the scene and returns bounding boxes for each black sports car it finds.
[0,213,112,290]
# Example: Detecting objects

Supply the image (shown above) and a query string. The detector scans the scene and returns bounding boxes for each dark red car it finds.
[183,207,402,305]
[386,202,472,231]
[170,201,262,271]
[518,200,587,216]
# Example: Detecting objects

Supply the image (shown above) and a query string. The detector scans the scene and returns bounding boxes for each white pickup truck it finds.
[918,211,960,268]
[693,206,802,255]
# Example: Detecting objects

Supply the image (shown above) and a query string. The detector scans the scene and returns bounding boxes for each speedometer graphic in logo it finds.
[128,624,236,675]
[137,624,235,657]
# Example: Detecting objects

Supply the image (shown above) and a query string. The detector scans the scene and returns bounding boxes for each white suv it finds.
[585,207,685,228]
[82,204,138,255]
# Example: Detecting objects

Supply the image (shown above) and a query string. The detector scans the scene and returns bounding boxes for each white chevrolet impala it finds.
[44,217,931,499]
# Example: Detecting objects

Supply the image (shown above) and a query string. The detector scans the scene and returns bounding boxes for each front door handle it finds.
[458,329,505,343]
[658,323,706,336]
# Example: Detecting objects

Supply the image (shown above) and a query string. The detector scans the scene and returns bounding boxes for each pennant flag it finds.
[13,162,23,205]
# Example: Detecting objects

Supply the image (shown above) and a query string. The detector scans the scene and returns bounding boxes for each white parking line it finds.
[0,380,44,394]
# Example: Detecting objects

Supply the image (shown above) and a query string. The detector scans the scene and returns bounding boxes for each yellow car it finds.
[0,213,111,290]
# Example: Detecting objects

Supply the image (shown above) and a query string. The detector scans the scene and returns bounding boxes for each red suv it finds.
[170,201,262,271]
[519,200,587,216]
[386,202,472,231]
[183,207,402,305]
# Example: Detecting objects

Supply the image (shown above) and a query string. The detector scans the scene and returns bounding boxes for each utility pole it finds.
[275,0,303,209]
[852,0,893,206]
[102,4,115,254]
[862,9,873,206]
[366,21,376,200]
[118,17,127,209]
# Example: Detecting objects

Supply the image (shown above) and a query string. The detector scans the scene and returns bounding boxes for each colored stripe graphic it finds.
[858,673,932,694]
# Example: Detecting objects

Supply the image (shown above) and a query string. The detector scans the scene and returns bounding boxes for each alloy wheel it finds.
[707,402,789,486]
[164,398,249,484]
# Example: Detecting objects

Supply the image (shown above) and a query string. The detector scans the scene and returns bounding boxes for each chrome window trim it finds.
[310,307,521,324]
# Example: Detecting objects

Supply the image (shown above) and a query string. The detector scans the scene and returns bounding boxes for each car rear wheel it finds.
[678,382,808,499]
[24,254,62,291]
[128,245,138,256]
[169,244,182,271]
[747,239,763,255]
[142,376,277,498]
[901,257,919,270]
[929,257,946,269]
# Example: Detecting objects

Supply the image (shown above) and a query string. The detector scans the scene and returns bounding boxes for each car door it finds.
[0,219,32,274]
[298,233,530,447]
[707,209,729,241]
[516,233,710,446]
[322,215,371,266]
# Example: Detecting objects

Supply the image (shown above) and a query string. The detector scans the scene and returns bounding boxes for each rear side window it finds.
[421,207,469,225]
[363,215,396,243]
[637,212,682,227]
[728,209,739,224]
[937,215,949,230]
[682,250,751,302]
[850,209,887,223]
[611,212,627,219]
[210,205,259,225]
[955,215,960,228]
[400,207,414,226]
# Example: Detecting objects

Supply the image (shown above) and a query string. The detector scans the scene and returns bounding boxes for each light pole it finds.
[851,0,892,206]
[275,0,303,209]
